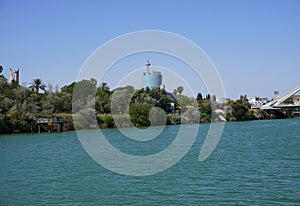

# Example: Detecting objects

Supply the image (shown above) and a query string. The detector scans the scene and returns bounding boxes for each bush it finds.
[101,114,115,128]
[167,113,181,125]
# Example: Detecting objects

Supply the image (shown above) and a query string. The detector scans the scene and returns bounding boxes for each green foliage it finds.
[0,67,294,133]
[61,82,75,94]
[198,99,212,122]
[131,87,172,113]
[96,114,115,128]
[176,94,196,107]
[0,73,87,133]
[103,114,113,127]
[96,82,111,114]
[226,95,254,121]
[129,103,151,127]
[167,113,181,125]
[196,93,203,102]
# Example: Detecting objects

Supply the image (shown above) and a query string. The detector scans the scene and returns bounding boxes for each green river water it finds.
[1,119,299,205]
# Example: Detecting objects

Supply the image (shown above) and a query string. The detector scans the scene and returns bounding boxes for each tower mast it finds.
[145,60,151,74]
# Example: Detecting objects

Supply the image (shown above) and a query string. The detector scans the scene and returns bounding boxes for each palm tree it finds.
[173,89,177,96]
[99,82,110,93]
[29,78,46,93]
[177,86,184,95]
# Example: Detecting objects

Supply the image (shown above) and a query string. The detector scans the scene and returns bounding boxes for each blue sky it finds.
[0,0,299,99]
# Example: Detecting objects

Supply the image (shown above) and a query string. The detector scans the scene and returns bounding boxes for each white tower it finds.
[145,60,151,74]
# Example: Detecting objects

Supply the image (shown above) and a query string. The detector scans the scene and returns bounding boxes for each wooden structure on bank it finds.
[36,118,64,133]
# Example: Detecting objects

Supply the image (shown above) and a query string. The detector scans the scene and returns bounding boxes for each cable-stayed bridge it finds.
[260,86,300,110]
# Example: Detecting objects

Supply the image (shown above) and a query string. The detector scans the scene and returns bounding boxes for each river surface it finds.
[1,119,299,205]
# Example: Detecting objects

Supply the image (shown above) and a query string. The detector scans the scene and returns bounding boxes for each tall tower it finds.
[142,60,162,90]
[10,68,19,84]
[145,60,151,74]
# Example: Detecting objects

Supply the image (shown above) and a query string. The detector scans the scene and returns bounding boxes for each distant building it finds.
[142,60,162,90]
[249,97,269,107]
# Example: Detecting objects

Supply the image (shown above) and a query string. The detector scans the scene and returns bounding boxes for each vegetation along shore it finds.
[0,66,295,134]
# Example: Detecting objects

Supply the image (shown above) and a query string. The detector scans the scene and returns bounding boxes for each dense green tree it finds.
[226,95,252,121]
[196,93,203,102]
[0,74,13,114]
[61,82,75,94]
[205,94,211,100]
[129,103,151,127]
[131,87,171,113]
[95,82,111,114]
[59,92,72,113]
[9,86,27,113]
[26,92,43,114]
[0,65,4,77]
[42,92,62,114]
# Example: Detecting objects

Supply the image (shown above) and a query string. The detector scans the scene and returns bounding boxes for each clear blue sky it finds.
[1,0,299,99]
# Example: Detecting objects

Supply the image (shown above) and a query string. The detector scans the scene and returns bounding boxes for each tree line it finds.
[0,66,289,134]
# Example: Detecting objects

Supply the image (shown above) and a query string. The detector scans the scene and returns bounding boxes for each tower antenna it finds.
[145,60,151,74]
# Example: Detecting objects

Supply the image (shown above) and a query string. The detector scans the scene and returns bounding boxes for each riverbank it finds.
[0,108,296,135]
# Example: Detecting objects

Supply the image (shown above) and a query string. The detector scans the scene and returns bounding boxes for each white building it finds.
[249,97,269,107]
